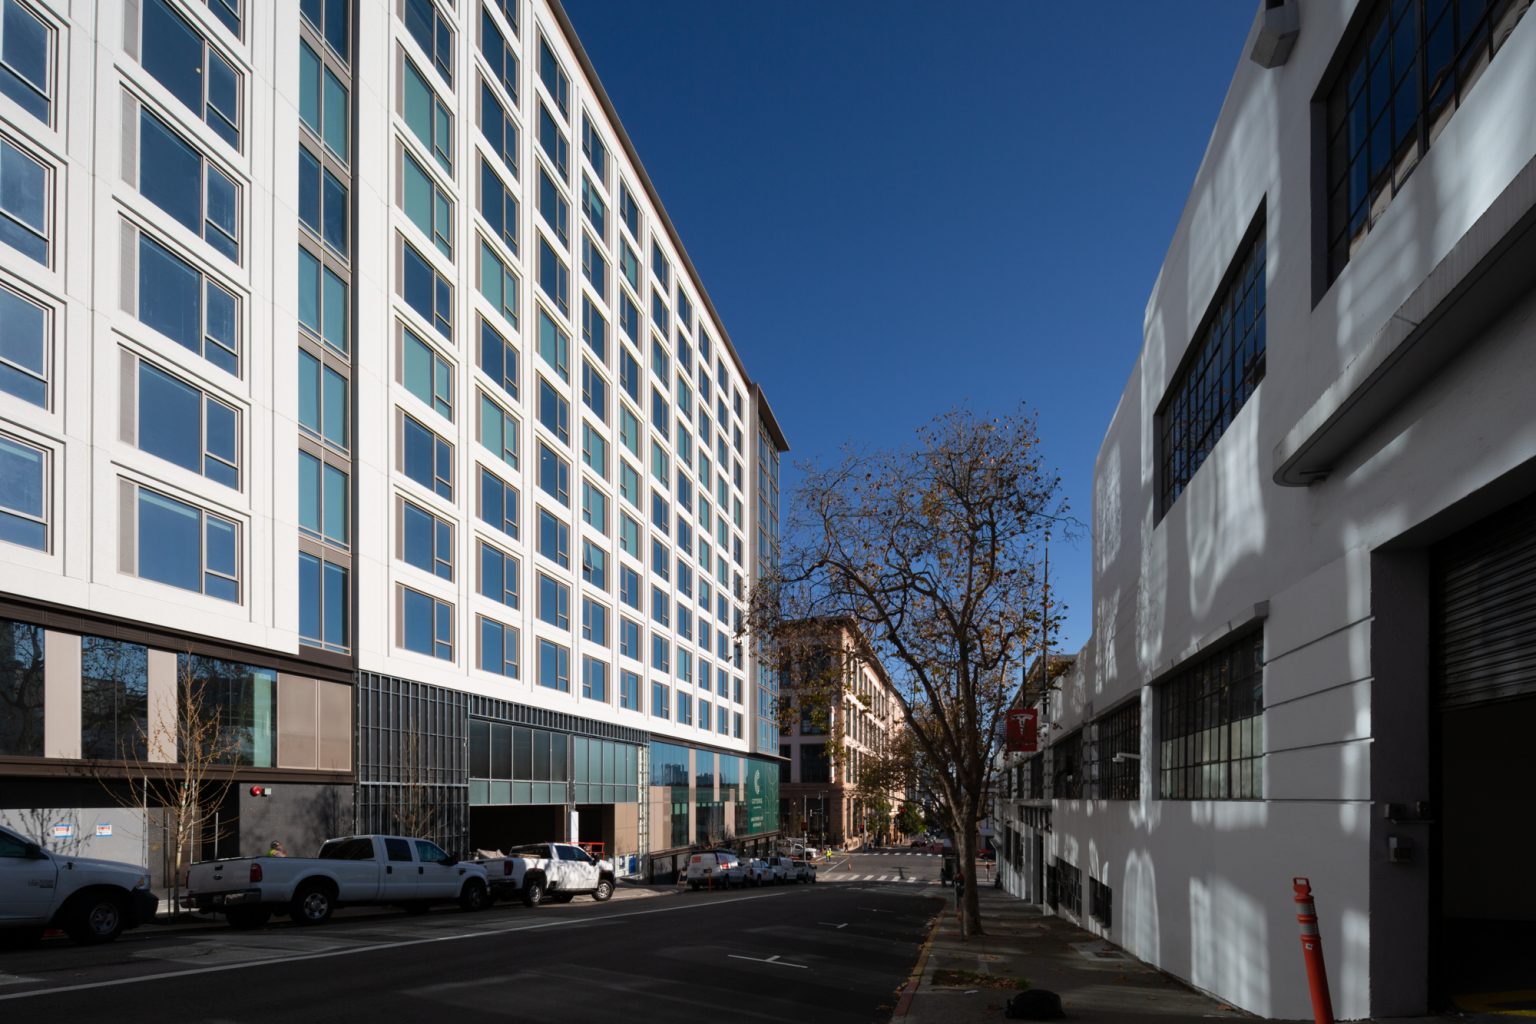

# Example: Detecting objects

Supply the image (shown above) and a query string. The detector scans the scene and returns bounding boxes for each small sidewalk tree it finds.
[748,408,1068,937]
[92,653,241,917]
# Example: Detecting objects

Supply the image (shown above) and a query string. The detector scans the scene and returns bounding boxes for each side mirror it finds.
[23,842,46,859]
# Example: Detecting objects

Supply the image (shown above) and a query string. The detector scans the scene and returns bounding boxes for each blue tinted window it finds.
[536,506,568,567]
[136,487,237,601]
[300,0,349,61]
[403,59,450,171]
[402,414,452,498]
[299,552,349,652]
[479,316,518,402]
[0,282,46,407]
[402,500,452,579]
[0,137,46,263]
[479,467,519,539]
[142,0,240,148]
[0,0,50,122]
[537,441,569,505]
[0,433,45,550]
[402,586,452,659]
[537,376,568,443]
[479,615,519,678]
[481,541,520,608]
[537,236,568,316]
[536,101,568,177]
[482,8,517,104]
[402,241,452,339]
[404,0,453,85]
[537,637,569,690]
[481,157,518,255]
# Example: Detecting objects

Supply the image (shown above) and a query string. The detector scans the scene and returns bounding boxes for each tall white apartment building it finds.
[0,0,787,880]
[994,0,1535,1018]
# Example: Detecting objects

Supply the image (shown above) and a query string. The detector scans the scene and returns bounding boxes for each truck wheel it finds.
[689,882,700,891]
[226,907,272,930]
[522,878,546,908]
[63,892,127,944]
[289,882,334,925]
[592,879,614,902]
[459,879,488,912]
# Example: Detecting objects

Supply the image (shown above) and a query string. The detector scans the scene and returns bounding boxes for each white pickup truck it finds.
[0,823,160,945]
[475,842,615,906]
[186,834,490,927]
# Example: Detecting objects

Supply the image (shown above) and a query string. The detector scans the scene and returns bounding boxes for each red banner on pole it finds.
[1005,708,1038,753]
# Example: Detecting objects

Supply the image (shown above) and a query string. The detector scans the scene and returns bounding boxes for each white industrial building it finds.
[996,0,1535,1018]
[0,0,786,883]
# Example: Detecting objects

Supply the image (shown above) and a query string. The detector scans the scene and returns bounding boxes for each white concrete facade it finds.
[996,2,1536,1019]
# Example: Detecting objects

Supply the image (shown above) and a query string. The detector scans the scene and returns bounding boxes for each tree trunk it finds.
[955,800,983,938]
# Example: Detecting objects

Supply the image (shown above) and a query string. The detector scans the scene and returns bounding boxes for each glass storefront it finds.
[468,719,639,805]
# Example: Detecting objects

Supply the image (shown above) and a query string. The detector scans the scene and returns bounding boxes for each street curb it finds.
[893,910,942,1018]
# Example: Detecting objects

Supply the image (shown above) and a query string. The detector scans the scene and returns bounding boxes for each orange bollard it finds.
[1292,877,1335,1024]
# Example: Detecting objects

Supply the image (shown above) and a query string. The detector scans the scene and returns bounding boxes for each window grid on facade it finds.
[1158,631,1264,800]
[1051,728,1083,799]
[1155,217,1266,517]
[1095,697,1141,800]
[1324,0,1530,283]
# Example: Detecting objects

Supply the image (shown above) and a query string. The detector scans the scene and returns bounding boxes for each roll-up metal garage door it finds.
[1432,494,1536,709]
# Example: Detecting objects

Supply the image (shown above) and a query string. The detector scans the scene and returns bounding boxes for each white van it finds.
[684,850,744,890]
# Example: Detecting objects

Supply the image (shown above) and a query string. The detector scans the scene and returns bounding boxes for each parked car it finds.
[684,850,744,890]
[743,858,778,886]
[765,854,797,882]
[0,823,159,945]
[186,834,489,927]
[474,842,615,906]
[789,858,817,883]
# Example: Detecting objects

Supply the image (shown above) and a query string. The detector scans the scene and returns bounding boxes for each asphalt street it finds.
[820,846,985,890]
[0,882,942,1022]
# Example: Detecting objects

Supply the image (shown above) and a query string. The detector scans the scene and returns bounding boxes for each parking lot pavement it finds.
[0,883,943,1023]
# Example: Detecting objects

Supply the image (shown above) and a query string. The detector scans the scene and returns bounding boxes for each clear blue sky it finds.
[561,1,1257,654]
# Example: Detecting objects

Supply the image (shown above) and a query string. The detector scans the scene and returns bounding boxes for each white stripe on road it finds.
[0,890,790,1003]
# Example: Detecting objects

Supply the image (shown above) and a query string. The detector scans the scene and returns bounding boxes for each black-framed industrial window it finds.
[1096,697,1141,800]
[1158,631,1264,800]
[1026,752,1044,799]
[1155,210,1266,517]
[1323,0,1529,285]
[1089,876,1112,926]
[1051,728,1083,799]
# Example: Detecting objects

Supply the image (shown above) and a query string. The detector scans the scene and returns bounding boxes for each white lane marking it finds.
[0,890,789,1002]
[878,876,892,882]
[817,922,848,929]
[727,953,807,970]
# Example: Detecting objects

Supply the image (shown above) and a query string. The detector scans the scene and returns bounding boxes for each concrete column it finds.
[43,630,82,760]
[147,649,178,762]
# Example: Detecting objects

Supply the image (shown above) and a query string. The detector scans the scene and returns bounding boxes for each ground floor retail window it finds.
[1157,631,1263,799]
[0,618,44,756]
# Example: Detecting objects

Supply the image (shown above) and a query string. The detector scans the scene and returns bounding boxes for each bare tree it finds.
[91,653,242,917]
[390,732,439,840]
[748,408,1068,936]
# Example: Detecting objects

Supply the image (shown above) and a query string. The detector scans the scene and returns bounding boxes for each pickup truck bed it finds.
[187,834,489,927]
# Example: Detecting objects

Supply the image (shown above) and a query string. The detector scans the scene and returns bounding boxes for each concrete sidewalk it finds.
[894,885,1256,1021]
[892,885,1474,1023]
